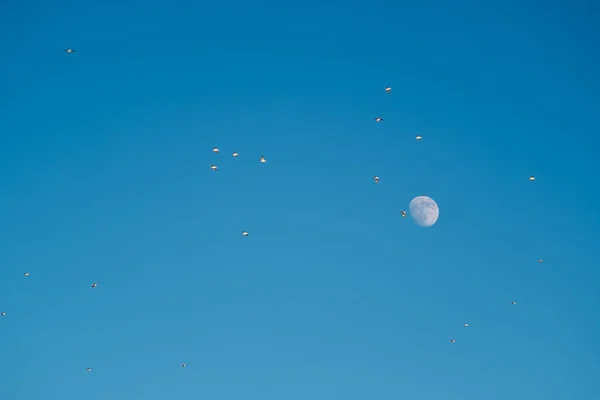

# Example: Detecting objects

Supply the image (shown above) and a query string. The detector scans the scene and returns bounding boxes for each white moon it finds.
[409,196,439,227]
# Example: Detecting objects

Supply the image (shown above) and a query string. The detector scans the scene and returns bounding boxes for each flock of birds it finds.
[209,148,265,174]
[200,84,541,345]
[0,48,543,371]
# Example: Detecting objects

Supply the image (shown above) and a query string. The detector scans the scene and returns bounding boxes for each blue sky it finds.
[1,0,599,399]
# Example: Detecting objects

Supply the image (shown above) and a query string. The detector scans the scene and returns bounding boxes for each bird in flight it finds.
[529,176,535,182]
[232,152,239,158]
[242,231,249,236]
[64,49,76,53]
[401,210,406,217]
[260,155,267,163]
[24,272,30,276]
[450,339,456,343]
[415,135,422,140]
[211,165,218,171]
[91,283,97,288]
[373,176,379,183]
[213,147,219,154]
[385,87,391,94]
[374,117,383,122]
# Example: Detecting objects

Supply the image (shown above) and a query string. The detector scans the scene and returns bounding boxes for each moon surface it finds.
[409,196,439,227]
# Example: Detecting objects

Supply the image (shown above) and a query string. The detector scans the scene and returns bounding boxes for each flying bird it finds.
[211,165,218,171]
[511,301,517,305]
[529,176,535,182]
[260,155,267,163]
[64,49,76,53]
[91,283,97,288]
[538,259,544,263]
[415,135,422,140]
[242,231,249,236]
[401,210,406,217]
[464,323,469,327]
[24,272,29,276]
[1,312,6,316]
[373,176,379,183]
[213,147,219,154]
[450,339,456,343]
[86,368,92,372]
[232,152,239,158]
[385,87,391,93]
[374,117,383,122]
[181,364,186,368]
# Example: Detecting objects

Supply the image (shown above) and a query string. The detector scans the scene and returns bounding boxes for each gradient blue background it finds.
[1,0,599,399]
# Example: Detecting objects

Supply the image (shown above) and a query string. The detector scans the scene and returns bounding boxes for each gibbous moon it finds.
[409,196,439,227]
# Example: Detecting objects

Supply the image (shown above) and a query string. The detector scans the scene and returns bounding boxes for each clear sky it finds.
[1,0,599,399]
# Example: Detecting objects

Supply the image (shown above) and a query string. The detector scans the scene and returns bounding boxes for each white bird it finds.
[374,117,383,122]
[512,301,517,305]
[260,155,267,163]
[24,272,30,276]
[181,364,186,368]
[529,176,535,182]
[91,283,97,288]
[213,147,219,154]
[464,323,469,327]
[415,135,422,140]
[1,312,6,316]
[385,87,391,93]
[373,176,379,183]
[86,368,92,372]
[538,259,544,263]
[232,152,239,158]
[211,165,218,171]
[65,49,76,53]
[242,231,249,236]
[401,210,406,217]
[450,339,456,343]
